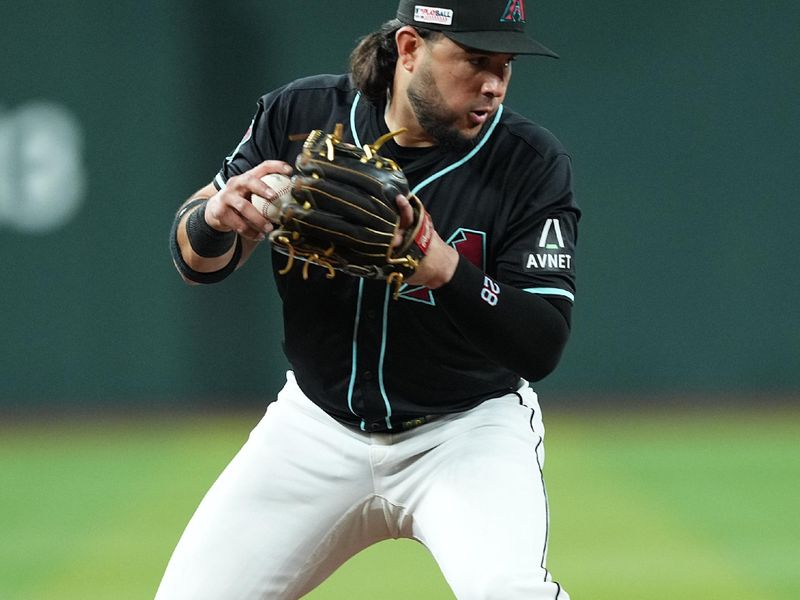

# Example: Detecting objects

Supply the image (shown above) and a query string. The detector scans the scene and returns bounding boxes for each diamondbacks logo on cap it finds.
[500,0,526,23]
[414,5,454,26]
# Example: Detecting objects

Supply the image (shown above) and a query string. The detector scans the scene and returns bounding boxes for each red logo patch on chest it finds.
[399,228,486,305]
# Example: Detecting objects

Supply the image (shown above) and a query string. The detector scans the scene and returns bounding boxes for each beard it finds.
[406,64,478,154]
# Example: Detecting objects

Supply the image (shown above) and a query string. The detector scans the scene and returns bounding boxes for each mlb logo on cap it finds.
[413,6,454,26]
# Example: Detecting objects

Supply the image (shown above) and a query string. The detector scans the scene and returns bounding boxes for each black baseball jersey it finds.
[215,74,580,431]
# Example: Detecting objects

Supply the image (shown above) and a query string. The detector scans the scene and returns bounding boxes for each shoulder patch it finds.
[523,218,574,273]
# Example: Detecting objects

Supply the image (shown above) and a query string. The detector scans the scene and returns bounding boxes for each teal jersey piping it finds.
[350,94,363,147]
[377,284,394,430]
[524,287,575,303]
[349,96,365,430]
[411,104,504,195]
[349,97,365,429]
[346,279,366,421]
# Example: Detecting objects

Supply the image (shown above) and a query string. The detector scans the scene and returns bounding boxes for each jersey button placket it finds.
[353,282,390,428]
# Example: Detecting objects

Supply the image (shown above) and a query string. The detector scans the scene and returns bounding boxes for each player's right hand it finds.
[206,160,294,242]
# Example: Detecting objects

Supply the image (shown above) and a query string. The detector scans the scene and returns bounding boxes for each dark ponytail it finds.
[349,19,441,105]
[349,19,402,105]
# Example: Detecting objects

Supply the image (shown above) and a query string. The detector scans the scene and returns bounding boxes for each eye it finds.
[468,56,490,68]
[467,55,516,69]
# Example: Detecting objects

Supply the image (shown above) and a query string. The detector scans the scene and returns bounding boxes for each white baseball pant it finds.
[155,371,568,599]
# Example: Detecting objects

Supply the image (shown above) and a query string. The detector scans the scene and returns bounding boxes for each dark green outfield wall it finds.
[1,1,798,408]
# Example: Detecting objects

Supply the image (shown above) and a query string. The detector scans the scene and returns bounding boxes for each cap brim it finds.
[443,30,559,58]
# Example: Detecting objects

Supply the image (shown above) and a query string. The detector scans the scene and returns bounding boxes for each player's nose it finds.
[481,72,508,99]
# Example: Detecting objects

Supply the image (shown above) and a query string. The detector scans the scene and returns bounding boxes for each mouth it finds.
[468,108,492,126]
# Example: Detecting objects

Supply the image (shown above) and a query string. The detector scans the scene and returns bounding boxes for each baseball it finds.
[251,173,293,223]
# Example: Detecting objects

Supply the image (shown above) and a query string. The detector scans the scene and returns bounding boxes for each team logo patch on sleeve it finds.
[523,218,574,272]
[225,120,254,162]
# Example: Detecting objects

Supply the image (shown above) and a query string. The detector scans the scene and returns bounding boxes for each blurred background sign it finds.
[0,102,86,233]
[1,0,798,411]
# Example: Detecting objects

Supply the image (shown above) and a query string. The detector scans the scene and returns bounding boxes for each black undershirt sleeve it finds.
[433,255,572,382]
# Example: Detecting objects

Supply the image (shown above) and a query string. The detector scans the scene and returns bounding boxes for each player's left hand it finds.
[394,194,458,289]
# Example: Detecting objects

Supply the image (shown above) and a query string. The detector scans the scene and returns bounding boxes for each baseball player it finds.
[159,1,579,598]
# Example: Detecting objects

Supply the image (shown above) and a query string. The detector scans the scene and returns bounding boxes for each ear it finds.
[395,26,424,72]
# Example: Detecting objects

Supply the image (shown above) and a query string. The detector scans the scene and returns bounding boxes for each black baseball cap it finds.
[396,0,558,57]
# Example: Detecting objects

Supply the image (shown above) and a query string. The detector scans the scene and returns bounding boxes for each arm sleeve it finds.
[433,149,580,381]
[434,255,572,382]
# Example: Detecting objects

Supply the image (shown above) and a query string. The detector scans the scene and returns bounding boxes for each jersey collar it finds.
[349,92,503,180]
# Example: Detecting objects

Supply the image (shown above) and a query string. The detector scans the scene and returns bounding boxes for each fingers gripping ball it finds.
[251,173,293,223]
[269,125,433,297]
